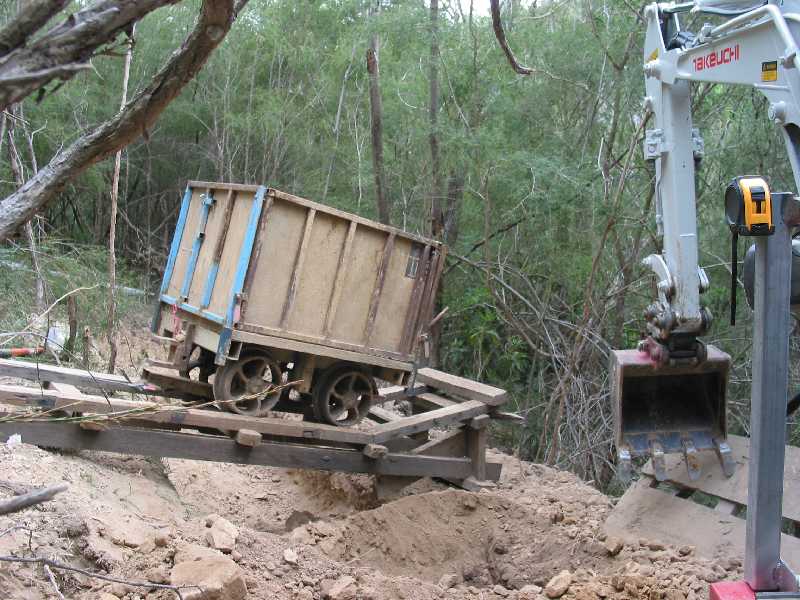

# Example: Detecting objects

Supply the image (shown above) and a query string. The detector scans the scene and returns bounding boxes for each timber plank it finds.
[0,358,146,394]
[364,232,396,345]
[604,477,800,571]
[0,384,373,445]
[412,392,456,411]
[640,434,800,523]
[372,400,489,443]
[323,220,357,338]
[368,405,401,424]
[280,208,316,329]
[140,368,213,400]
[0,420,473,479]
[416,368,507,406]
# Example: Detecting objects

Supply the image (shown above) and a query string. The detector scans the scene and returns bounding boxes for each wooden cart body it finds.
[152,182,445,382]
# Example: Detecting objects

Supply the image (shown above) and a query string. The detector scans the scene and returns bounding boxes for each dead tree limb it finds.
[0,0,248,241]
[490,0,533,75]
[0,554,194,599]
[0,0,185,112]
[0,0,70,58]
[0,483,67,515]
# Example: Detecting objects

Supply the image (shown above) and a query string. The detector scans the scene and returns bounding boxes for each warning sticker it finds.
[647,48,658,62]
[762,60,778,82]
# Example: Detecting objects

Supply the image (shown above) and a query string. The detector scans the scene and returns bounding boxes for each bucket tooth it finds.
[682,438,701,481]
[714,438,736,478]
[617,446,633,483]
[650,441,667,481]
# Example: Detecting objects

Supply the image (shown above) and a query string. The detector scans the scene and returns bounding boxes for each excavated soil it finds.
[0,323,744,599]
[0,440,743,600]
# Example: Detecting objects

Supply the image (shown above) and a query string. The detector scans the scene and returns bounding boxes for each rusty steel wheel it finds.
[212,350,282,417]
[312,366,375,427]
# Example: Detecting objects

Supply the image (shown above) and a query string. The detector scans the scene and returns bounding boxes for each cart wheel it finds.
[212,350,282,417]
[312,366,375,427]
[180,347,215,382]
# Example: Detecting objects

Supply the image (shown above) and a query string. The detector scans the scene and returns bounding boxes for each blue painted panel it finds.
[180,190,215,300]
[224,186,266,328]
[160,294,178,305]
[175,301,226,325]
[159,186,192,296]
[200,262,220,309]
[216,328,233,366]
[213,186,265,364]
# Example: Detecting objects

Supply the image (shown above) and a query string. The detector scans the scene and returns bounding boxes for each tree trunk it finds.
[107,25,135,373]
[429,0,443,238]
[0,0,246,242]
[366,29,390,225]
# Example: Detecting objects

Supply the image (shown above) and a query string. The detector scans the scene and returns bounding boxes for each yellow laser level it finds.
[725,176,774,236]
[725,176,775,327]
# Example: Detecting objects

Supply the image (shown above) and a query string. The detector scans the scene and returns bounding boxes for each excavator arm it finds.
[614,0,800,481]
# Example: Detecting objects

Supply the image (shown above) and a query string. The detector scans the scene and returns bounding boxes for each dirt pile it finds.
[0,432,745,600]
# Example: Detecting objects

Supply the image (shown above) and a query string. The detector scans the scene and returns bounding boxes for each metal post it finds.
[744,193,793,592]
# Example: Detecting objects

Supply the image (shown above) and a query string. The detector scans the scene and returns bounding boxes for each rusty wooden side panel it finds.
[156,182,445,365]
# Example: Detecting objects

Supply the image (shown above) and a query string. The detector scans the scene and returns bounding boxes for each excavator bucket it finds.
[610,345,734,483]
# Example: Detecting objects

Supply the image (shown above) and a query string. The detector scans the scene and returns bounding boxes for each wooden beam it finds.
[140,368,213,400]
[0,384,373,445]
[371,401,488,443]
[233,327,412,372]
[368,405,401,424]
[0,358,147,395]
[0,420,475,479]
[280,208,316,329]
[376,384,424,404]
[240,193,275,321]
[212,189,236,263]
[416,368,507,406]
[323,220,357,338]
[411,392,455,411]
[466,425,487,481]
[399,244,431,353]
[363,232,396,345]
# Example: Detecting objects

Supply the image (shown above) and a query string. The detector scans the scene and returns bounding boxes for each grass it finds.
[0,240,153,369]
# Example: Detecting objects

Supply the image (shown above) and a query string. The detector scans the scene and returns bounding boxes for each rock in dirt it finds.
[283,548,299,565]
[321,575,358,600]
[175,542,224,564]
[545,570,573,598]
[519,584,543,600]
[171,557,247,600]
[604,537,624,556]
[206,517,239,553]
[438,573,460,589]
[493,584,510,597]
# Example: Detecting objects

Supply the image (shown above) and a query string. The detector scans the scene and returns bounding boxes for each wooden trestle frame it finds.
[0,359,520,490]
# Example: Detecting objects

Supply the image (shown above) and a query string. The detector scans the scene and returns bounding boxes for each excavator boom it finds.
[614,0,800,479]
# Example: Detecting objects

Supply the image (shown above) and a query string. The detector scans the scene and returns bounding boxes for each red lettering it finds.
[692,44,740,71]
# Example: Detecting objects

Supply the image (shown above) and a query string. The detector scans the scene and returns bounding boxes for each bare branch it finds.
[0,553,194,599]
[0,483,67,515]
[0,0,70,58]
[0,0,184,111]
[490,0,532,75]
[0,0,248,241]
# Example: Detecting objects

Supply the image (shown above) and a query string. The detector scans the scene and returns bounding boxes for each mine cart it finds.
[150,182,445,426]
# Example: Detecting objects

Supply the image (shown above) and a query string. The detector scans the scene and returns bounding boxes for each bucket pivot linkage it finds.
[611,337,734,484]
